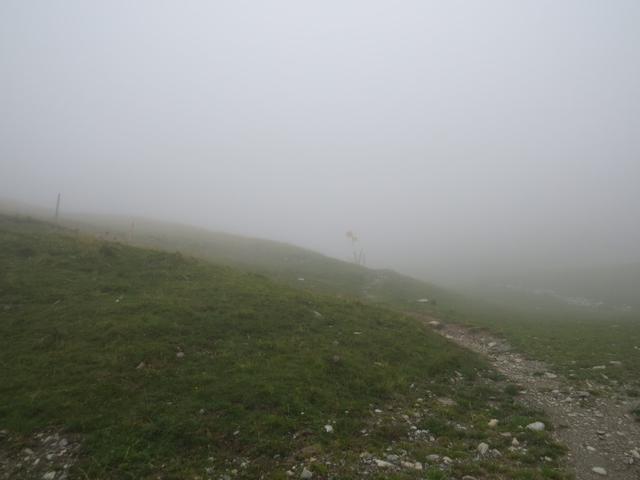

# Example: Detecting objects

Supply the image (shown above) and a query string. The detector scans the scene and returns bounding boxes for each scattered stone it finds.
[544,372,558,379]
[400,461,423,470]
[428,320,441,328]
[586,445,596,452]
[373,459,394,468]
[631,449,640,459]
[312,311,322,318]
[437,397,456,407]
[385,454,399,462]
[42,473,56,480]
[426,454,440,462]
[176,352,185,358]
[511,437,519,447]
[592,365,606,370]
[488,418,498,428]
[526,421,545,431]
[462,476,478,480]
[442,456,453,464]
[609,360,622,366]
[135,361,145,370]
[323,424,333,433]
[591,466,607,476]
[477,442,489,455]
[300,467,313,479]
[488,342,497,348]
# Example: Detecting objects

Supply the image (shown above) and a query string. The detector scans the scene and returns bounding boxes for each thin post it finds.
[54,193,61,223]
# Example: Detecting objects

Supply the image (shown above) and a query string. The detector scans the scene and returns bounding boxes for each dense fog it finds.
[2,1,639,284]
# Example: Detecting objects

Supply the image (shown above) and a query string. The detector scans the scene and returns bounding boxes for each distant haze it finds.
[2,1,639,284]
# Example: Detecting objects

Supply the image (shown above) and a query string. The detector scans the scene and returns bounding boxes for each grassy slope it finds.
[4,201,636,389]
[436,288,640,389]
[0,215,568,479]
[57,213,450,310]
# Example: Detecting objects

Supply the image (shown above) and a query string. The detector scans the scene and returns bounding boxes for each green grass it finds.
[54,212,449,310]
[56,212,639,391]
[432,288,640,388]
[0,215,569,479]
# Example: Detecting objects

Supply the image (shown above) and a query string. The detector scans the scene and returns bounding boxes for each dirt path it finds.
[427,320,640,479]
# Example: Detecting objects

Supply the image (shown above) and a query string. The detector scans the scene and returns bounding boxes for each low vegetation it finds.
[0,215,569,479]
[433,290,640,388]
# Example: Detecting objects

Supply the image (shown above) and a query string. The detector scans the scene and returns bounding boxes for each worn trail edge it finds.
[425,319,640,480]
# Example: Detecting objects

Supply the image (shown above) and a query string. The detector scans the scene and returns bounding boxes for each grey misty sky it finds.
[1,1,639,282]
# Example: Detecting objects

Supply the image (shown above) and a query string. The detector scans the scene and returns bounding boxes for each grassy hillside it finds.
[439,287,640,389]
[3,200,637,392]
[55,213,450,311]
[0,215,568,479]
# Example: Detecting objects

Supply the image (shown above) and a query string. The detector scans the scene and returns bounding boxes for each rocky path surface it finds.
[428,320,640,480]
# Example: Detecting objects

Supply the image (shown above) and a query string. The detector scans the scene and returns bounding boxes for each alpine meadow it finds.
[1,2,639,479]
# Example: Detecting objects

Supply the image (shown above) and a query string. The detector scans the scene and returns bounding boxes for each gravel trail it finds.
[426,319,640,480]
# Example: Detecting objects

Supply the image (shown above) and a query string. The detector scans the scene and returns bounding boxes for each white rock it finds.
[631,449,640,459]
[176,352,185,358]
[300,467,313,479]
[400,461,423,470]
[488,419,498,428]
[42,473,56,480]
[526,421,545,431]
[442,456,452,464]
[373,459,394,468]
[323,424,333,433]
[426,454,440,462]
[592,365,606,370]
[477,442,489,455]
[511,437,520,447]
[586,445,596,452]
[428,320,441,328]
[544,372,558,379]
[592,467,607,476]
